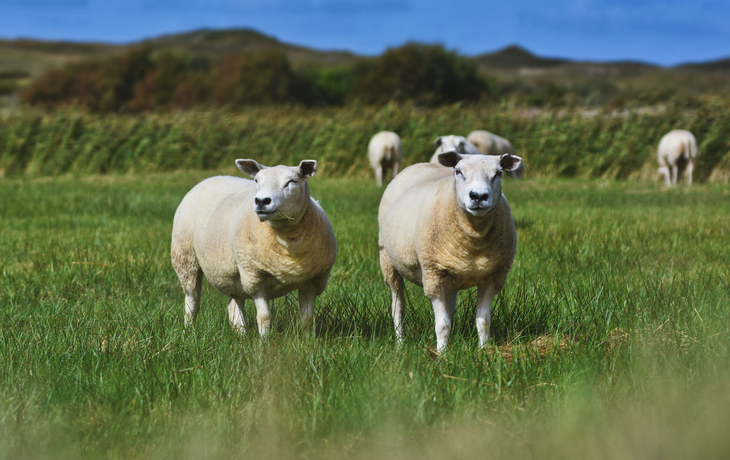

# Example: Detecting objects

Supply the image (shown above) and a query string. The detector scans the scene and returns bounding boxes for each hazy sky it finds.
[1,0,727,66]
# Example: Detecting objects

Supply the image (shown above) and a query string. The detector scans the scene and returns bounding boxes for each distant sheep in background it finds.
[171,159,337,337]
[657,129,698,186]
[368,131,403,187]
[429,135,482,163]
[467,130,524,179]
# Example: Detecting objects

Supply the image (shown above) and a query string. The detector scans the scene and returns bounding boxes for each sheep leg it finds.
[671,164,679,185]
[476,283,498,348]
[429,289,456,353]
[252,294,272,337]
[298,284,317,332]
[183,272,203,327]
[686,158,694,185]
[658,167,671,185]
[375,164,383,187]
[227,298,246,335]
[392,162,399,179]
[379,245,405,342]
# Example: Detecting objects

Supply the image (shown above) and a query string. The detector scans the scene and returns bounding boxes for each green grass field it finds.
[1,170,729,459]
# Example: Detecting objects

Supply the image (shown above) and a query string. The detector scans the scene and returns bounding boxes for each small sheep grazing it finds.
[657,129,698,186]
[171,159,337,336]
[368,131,404,187]
[429,135,482,163]
[379,151,522,351]
[467,130,524,179]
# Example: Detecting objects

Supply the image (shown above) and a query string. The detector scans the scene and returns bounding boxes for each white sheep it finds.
[467,130,524,179]
[368,131,404,187]
[171,159,337,336]
[657,129,698,185]
[429,135,482,163]
[378,151,522,351]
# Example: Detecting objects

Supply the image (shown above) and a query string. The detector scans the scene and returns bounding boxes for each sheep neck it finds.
[265,199,314,250]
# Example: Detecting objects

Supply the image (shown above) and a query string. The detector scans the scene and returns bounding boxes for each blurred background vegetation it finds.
[1,28,730,182]
[2,28,730,113]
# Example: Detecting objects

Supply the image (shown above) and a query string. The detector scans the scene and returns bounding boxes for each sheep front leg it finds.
[476,283,499,348]
[252,294,272,337]
[424,276,457,352]
[658,167,670,185]
[227,298,246,335]
[428,289,457,352]
[298,284,318,332]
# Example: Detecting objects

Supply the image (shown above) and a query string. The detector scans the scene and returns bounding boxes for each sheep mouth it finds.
[466,205,495,216]
[255,210,277,220]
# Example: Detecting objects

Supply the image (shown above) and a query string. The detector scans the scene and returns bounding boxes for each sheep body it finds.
[429,135,482,163]
[657,129,698,185]
[171,160,336,336]
[467,130,524,178]
[379,152,521,351]
[368,131,403,187]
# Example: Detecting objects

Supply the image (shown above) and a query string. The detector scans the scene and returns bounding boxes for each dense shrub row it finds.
[2,101,729,182]
[21,44,496,111]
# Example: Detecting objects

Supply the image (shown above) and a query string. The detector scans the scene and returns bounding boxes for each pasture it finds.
[1,170,729,459]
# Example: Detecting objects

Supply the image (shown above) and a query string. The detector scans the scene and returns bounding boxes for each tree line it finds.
[21,43,498,112]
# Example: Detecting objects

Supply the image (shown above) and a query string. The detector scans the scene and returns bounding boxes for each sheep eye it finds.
[287,179,298,187]
[454,169,463,177]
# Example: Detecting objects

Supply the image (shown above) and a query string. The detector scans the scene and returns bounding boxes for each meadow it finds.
[1,165,729,459]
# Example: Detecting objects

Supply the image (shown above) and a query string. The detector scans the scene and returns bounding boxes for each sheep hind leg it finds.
[298,284,318,332]
[375,164,383,187]
[686,158,694,185]
[671,164,679,185]
[183,271,203,327]
[227,298,246,335]
[379,245,405,343]
[171,245,203,327]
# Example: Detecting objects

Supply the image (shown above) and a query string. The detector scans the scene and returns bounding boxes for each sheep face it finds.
[235,159,317,223]
[434,135,468,154]
[439,152,522,217]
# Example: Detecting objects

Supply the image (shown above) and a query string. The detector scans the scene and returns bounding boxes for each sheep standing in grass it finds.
[379,151,522,351]
[368,131,403,187]
[171,159,337,336]
[429,135,482,163]
[467,130,524,179]
[657,129,698,185]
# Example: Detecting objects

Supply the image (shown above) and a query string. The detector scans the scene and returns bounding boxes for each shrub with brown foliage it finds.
[350,43,491,105]
[213,49,311,106]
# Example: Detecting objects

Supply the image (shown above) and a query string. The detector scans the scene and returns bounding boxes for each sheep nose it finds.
[469,191,489,202]
[255,197,271,207]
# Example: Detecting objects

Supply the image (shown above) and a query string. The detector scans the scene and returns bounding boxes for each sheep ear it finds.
[433,137,443,147]
[236,159,266,178]
[438,151,462,168]
[499,154,522,172]
[298,160,317,178]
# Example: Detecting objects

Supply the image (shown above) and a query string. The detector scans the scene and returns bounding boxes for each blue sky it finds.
[1,0,728,66]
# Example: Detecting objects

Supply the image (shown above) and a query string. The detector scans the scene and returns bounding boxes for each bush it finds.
[213,50,311,106]
[350,43,492,105]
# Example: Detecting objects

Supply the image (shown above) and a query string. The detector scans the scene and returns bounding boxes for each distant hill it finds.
[474,45,570,69]
[138,28,359,69]
[0,27,358,80]
[2,27,730,105]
